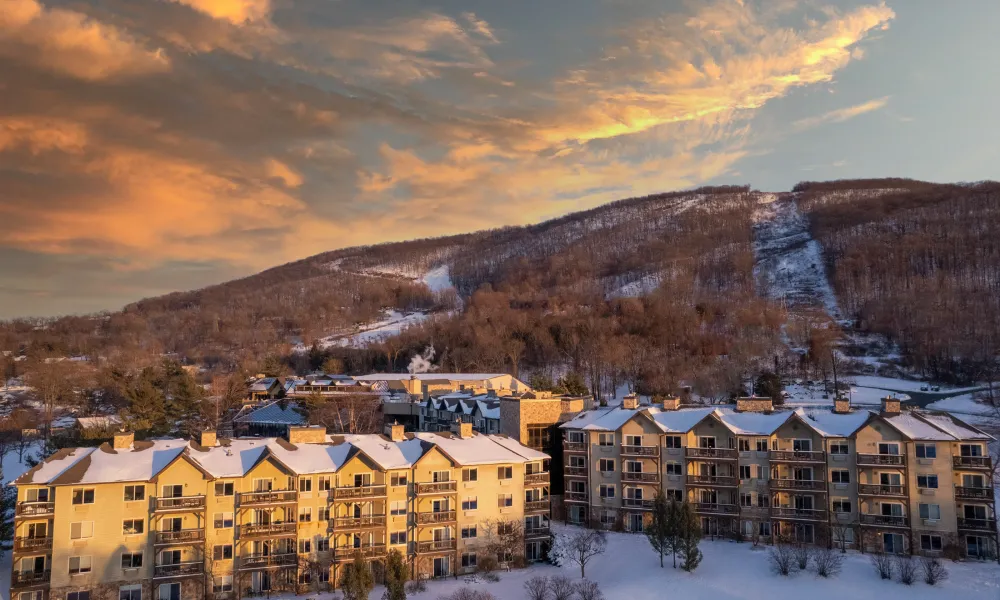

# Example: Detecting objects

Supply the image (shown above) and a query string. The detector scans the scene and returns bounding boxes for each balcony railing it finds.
[416,539,457,553]
[771,479,826,491]
[860,514,909,528]
[686,475,737,487]
[525,526,551,538]
[685,448,737,460]
[622,497,654,509]
[13,537,53,552]
[417,510,456,524]
[693,503,738,515]
[332,485,387,500]
[238,491,297,506]
[858,484,906,497]
[564,466,588,477]
[12,570,51,587]
[154,495,206,512]
[524,473,550,486]
[525,500,550,513]
[565,491,588,502]
[333,515,386,530]
[240,522,297,538]
[958,518,995,532]
[564,441,587,452]
[622,472,659,483]
[415,481,457,495]
[770,450,826,463]
[154,561,204,578]
[771,507,827,521]
[15,502,54,519]
[857,454,905,467]
[155,529,206,545]
[739,505,770,518]
[622,445,659,457]
[335,544,387,559]
[239,553,297,570]
[954,456,992,469]
[955,486,994,501]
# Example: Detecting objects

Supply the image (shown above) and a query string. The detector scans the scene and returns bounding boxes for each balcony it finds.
[417,510,456,525]
[693,503,738,516]
[622,472,659,483]
[771,507,828,521]
[238,491,297,506]
[155,529,206,545]
[622,445,659,457]
[686,475,737,487]
[860,514,909,528]
[154,495,206,512]
[239,553,297,570]
[564,466,588,477]
[685,448,737,460]
[332,485,387,500]
[332,515,386,530]
[240,522,297,538]
[739,505,770,518]
[415,481,457,495]
[564,491,588,503]
[334,544,387,560]
[564,441,587,453]
[955,486,994,501]
[954,456,992,469]
[771,479,826,492]
[13,537,53,552]
[12,570,50,587]
[525,525,551,538]
[15,502,54,519]
[524,473,550,486]
[858,484,906,497]
[958,518,995,532]
[858,454,905,467]
[415,539,457,553]
[154,561,204,578]
[623,497,654,510]
[769,450,826,464]
[525,500,550,513]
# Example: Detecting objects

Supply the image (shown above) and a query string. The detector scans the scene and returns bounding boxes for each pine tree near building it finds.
[645,488,671,567]
[679,502,703,572]
[340,551,375,600]
[383,549,408,600]
[665,499,683,568]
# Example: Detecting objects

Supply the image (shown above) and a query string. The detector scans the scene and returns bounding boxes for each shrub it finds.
[869,551,893,580]
[477,555,499,576]
[523,575,549,600]
[549,575,575,600]
[895,555,917,585]
[793,545,811,571]
[575,580,604,600]
[439,589,498,600]
[768,544,796,576]
[921,558,948,585]
[405,579,427,594]
[812,548,844,578]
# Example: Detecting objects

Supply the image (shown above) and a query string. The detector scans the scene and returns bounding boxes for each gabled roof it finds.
[234,401,306,426]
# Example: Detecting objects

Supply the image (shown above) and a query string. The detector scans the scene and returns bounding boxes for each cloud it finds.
[794,96,890,130]
[167,0,271,24]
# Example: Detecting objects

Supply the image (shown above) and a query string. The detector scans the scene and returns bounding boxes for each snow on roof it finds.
[234,401,306,425]
[355,373,510,382]
[15,447,96,485]
[645,407,716,433]
[341,434,429,470]
[488,436,548,461]
[912,412,991,441]
[477,400,500,420]
[414,432,542,465]
[75,415,122,428]
[267,440,353,474]
[559,406,645,431]
[796,408,873,437]
[249,377,278,392]
[72,440,190,484]
[716,409,792,435]
[190,439,270,478]
[884,413,955,440]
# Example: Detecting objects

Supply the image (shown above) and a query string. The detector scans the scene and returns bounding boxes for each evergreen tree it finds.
[645,488,671,567]
[556,372,589,396]
[0,464,14,558]
[163,361,204,437]
[665,499,682,568]
[679,502,703,572]
[340,551,374,600]
[383,548,408,600]
[123,367,169,436]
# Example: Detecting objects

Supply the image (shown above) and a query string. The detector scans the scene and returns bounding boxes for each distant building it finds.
[422,393,502,434]
[73,415,123,440]
[232,400,306,437]
[354,373,531,398]
[247,377,282,401]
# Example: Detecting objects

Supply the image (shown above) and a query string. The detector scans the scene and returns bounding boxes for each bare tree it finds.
[869,549,893,580]
[768,543,796,576]
[894,555,917,585]
[549,575,574,600]
[921,557,948,585]
[575,580,604,600]
[554,528,607,578]
[23,359,85,438]
[812,548,844,578]
[480,518,525,564]
[523,575,549,600]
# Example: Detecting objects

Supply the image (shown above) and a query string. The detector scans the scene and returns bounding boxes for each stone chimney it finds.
[833,397,851,414]
[622,394,640,410]
[409,374,422,397]
[660,395,680,411]
[385,422,406,442]
[113,431,134,450]
[286,425,326,444]
[881,396,901,416]
[736,396,773,413]
[451,419,474,439]
[199,430,218,447]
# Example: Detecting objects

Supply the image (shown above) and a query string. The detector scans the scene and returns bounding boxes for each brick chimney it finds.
[881,396,901,416]
[385,422,406,442]
[199,431,218,447]
[286,425,326,444]
[451,418,474,439]
[736,396,773,413]
[660,395,680,411]
[622,394,639,410]
[113,431,134,450]
[833,398,851,414]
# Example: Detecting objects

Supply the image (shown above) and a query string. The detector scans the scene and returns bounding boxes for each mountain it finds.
[3,179,999,391]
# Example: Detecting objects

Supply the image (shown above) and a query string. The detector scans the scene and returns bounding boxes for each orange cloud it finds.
[793,96,890,130]
[167,0,271,24]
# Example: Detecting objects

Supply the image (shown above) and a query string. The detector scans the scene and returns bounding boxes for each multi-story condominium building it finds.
[422,394,502,435]
[10,424,550,600]
[560,395,996,560]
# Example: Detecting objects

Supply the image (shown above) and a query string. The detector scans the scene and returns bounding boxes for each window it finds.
[120,585,142,600]
[318,476,332,491]
[664,435,682,449]
[298,539,312,553]
[26,488,50,503]
[390,501,406,516]
[122,519,144,535]
[298,571,312,586]
[599,484,615,499]
[832,499,852,513]
[915,444,936,459]
[318,570,330,583]
[598,433,614,446]
[756,439,768,452]
[70,522,94,540]
[461,553,477,569]
[432,470,451,483]
[666,489,683,502]
[665,462,682,475]
[462,525,477,539]
[463,468,478,482]
[599,510,615,526]
[960,443,984,457]
[299,478,312,492]
[390,473,408,487]
[390,531,407,545]
[318,506,330,521]
[624,434,643,447]
[792,439,812,452]
[498,494,513,507]
[569,455,586,468]
[754,465,766,480]
[831,470,850,484]
[740,493,753,507]
[497,466,513,480]
[920,534,943,551]
[624,460,642,473]
[878,443,900,455]
[919,503,941,520]
[757,495,771,508]
[833,527,853,545]
[214,481,234,496]
[72,489,95,505]
[68,592,91,600]
[829,442,849,455]
[121,553,143,569]
[462,496,478,511]
[739,465,752,480]
[213,545,233,560]
[567,431,585,444]
[738,439,750,452]
[214,512,234,528]
[214,576,233,593]
[298,507,312,522]
[526,425,550,450]
[917,475,939,489]
[599,459,615,473]
[123,485,145,502]
[157,583,180,600]
[69,556,92,575]
[317,537,330,552]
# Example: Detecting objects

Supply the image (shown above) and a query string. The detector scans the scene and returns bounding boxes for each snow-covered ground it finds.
[420,265,455,293]
[294,310,432,351]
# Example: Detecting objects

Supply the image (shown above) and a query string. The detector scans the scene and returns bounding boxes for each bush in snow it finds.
[895,555,917,585]
[552,528,607,578]
[549,575,575,600]
[439,588,498,600]
[921,558,948,585]
[405,579,427,595]
[523,575,550,600]
[768,543,797,576]
[869,550,893,580]
[575,580,604,600]
[477,555,500,582]
[811,548,844,578]
[793,544,811,571]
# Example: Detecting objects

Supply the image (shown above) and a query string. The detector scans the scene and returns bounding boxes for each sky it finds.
[1,0,998,318]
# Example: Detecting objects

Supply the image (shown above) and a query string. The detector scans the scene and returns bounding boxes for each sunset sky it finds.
[1,0,998,318]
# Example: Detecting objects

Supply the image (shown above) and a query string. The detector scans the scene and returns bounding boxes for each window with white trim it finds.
[69,556,92,575]
[70,522,94,540]
[72,489,95,505]
[123,485,145,502]
[599,484,615,499]
[915,443,936,459]
[121,553,143,569]
[122,519,144,535]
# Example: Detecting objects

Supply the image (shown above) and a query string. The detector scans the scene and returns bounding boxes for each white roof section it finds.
[234,401,307,425]
[488,436,549,461]
[560,406,646,431]
[77,440,189,484]
[75,415,123,428]
[646,407,716,433]
[715,409,792,435]
[356,373,511,382]
[267,440,353,474]
[414,432,541,465]
[340,434,429,470]
[883,413,956,440]
[190,439,270,478]
[915,412,991,441]
[796,408,873,437]
[16,447,97,485]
